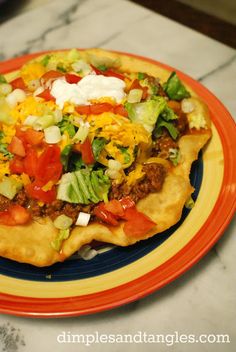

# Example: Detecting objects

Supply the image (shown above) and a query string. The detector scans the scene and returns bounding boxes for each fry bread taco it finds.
[0,49,211,267]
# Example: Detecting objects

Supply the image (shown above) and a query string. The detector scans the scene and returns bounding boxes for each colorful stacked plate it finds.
[0,51,235,317]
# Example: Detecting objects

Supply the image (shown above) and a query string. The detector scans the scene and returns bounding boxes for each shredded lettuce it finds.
[51,229,70,252]
[92,138,107,161]
[118,146,131,164]
[0,132,13,160]
[169,148,180,166]
[125,97,167,132]
[58,116,76,138]
[163,72,190,101]
[57,168,110,204]
[154,119,179,140]
[185,196,195,209]
[0,176,22,200]
[60,144,73,171]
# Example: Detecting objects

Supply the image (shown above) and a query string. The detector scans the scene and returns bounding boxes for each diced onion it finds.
[53,214,73,230]
[181,99,195,113]
[28,79,40,91]
[105,169,120,179]
[0,83,12,96]
[12,89,26,102]
[5,93,17,108]
[72,60,92,75]
[33,86,44,97]
[6,89,26,107]
[34,115,55,130]
[76,212,91,226]
[77,245,98,260]
[44,125,62,144]
[108,159,122,171]
[23,115,38,126]
[53,109,63,123]
[127,89,143,103]
[73,123,89,143]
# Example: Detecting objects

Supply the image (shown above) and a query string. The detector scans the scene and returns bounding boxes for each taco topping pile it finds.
[0,49,207,251]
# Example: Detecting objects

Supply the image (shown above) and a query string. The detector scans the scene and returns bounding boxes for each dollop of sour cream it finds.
[50,75,126,109]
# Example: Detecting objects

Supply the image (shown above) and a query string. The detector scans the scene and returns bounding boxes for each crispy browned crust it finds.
[0,49,212,267]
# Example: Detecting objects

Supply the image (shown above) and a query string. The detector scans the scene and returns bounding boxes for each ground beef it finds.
[14,190,28,207]
[2,189,94,224]
[43,201,95,223]
[0,194,11,211]
[110,163,166,203]
[144,74,167,97]
[174,111,188,134]
[151,132,178,158]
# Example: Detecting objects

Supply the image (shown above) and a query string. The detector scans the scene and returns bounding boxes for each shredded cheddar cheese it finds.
[126,164,145,185]
[11,97,56,123]
[20,62,46,83]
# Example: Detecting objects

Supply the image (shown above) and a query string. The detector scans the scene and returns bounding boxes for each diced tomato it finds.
[8,136,25,157]
[76,103,116,115]
[23,149,38,177]
[0,210,15,225]
[75,105,91,115]
[41,70,63,81]
[91,65,125,80]
[104,69,125,80]
[23,129,44,146]
[94,203,119,226]
[91,65,103,75]
[65,73,82,84]
[90,103,114,114]
[36,145,62,183]
[104,199,124,217]
[113,104,128,117]
[123,207,156,237]
[9,157,24,174]
[10,77,26,90]
[0,205,31,226]
[8,205,31,225]
[129,79,141,90]
[141,86,148,100]
[37,88,55,101]
[119,196,135,210]
[15,127,44,147]
[79,138,95,164]
[26,181,57,203]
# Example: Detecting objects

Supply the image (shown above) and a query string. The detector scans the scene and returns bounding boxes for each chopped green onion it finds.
[53,214,73,230]
[41,55,51,67]
[0,75,7,84]
[97,64,107,71]
[137,72,145,80]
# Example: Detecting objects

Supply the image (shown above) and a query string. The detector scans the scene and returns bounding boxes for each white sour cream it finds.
[50,75,126,109]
